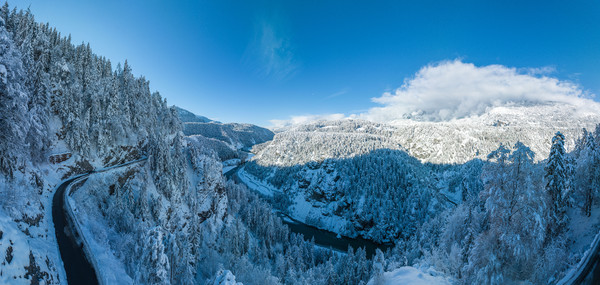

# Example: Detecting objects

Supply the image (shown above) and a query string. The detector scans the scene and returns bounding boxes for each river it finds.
[224,164,393,258]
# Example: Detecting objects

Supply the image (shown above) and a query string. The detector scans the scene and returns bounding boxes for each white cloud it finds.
[269,60,597,127]
[364,60,594,122]
[269,113,346,129]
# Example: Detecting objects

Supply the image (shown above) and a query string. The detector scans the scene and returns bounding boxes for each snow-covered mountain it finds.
[255,103,600,166]
[243,100,600,283]
[391,103,600,164]
[246,118,476,242]
[177,107,274,162]
[248,103,600,240]
[175,106,215,123]
[0,7,232,283]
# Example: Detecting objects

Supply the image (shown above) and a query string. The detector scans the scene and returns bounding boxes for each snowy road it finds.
[52,158,146,285]
[52,174,99,285]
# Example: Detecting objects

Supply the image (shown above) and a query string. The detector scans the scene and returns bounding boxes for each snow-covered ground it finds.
[288,192,347,235]
[68,193,133,285]
[222,159,241,174]
[65,160,149,284]
[0,158,74,284]
[211,270,242,285]
[236,167,281,197]
[237,167,348,235]
[556,206,600,284]
[367,266,452,285]
[0,207,64,284]
[568,206,600,255]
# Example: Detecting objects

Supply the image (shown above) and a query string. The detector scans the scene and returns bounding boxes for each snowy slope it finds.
[177,107,274,152]
[391,103,600,163]
[245,102,600,243]
[367,266,452,285]
[255,103,600,166]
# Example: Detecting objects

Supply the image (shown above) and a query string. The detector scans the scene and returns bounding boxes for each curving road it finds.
[52,158,146,285]
[52,174,99,285]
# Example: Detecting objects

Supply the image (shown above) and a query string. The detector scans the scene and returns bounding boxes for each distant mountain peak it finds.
[173,106,217,123]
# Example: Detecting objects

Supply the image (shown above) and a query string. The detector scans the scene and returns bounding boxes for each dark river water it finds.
[225,165,393,258]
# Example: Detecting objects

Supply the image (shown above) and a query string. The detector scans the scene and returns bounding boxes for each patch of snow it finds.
[211,269,242,285]
[568,206,600,254]
[222,165,236,174]
[0,208,36,284]
[0,63,6,84]
[287,193,347,235]
[68,194,133,285]
[236,167,280,197]
[367,266,453,285]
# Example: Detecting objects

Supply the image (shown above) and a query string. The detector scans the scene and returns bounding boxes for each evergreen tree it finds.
[0,15,29,177]
[372,249,385,285]
[545,132,567,236]
[139,227,170,284]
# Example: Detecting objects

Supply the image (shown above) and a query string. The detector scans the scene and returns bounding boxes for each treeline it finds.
[399,127,600,284]
[246,145,483,243]
[247,119,600,283]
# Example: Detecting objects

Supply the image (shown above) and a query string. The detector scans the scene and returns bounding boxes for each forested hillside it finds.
[246,118,600,283]
[0,4,216,283]
[0,5,393,284]
[3,3,600,285]
[178,107,274,161]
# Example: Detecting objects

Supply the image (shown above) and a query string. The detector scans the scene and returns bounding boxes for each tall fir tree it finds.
[545,131,567,236]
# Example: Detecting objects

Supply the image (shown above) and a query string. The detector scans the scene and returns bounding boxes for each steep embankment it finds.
[0,8,228,284]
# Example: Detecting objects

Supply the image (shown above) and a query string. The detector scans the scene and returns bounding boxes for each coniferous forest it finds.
[2,3,600,285]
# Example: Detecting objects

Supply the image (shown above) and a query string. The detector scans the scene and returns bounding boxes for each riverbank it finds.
[225,163,393,257]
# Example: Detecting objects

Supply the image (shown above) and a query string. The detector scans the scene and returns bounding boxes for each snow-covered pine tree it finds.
[372,248,385,285]
[0,14,30,177]
[579,131,600,216]
[545,131,567,235]
[473,142,546,282]
[139,227,171,284]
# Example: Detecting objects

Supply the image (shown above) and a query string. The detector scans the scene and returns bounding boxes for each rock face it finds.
[49,153,72,164]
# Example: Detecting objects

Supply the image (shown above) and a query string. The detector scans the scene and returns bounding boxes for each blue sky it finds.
[14,0,600,126]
